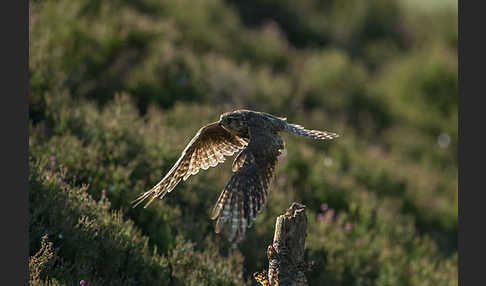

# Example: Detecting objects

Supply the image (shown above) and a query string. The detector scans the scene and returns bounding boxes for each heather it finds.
[29,0,457,285]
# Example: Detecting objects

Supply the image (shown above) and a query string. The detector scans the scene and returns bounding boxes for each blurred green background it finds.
[29,0,457,285]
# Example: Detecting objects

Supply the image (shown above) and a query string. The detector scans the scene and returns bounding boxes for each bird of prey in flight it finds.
[132,110,339,244]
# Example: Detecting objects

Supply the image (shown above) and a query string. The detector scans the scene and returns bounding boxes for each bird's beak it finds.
[218,120,223,127]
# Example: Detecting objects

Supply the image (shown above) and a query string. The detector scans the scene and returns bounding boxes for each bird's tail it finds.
[210,185,250,245]
[284,123,339,140]
[210,188,233,231]
[131,184,168,209]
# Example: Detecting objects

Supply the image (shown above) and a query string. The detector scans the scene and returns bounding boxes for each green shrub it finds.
[29,155,245,285]
[29,0,457,284]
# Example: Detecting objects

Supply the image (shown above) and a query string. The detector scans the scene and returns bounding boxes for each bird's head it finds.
[219,111,248,134]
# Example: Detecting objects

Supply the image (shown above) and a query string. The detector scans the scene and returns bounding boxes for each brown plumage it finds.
[132,110,339,244]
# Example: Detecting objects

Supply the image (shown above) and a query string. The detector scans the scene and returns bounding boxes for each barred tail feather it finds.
[211,181,250,244]
[285,123,339,140]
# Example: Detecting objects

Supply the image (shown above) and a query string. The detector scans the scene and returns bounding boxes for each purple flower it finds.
[320,203,328,212]
[325,209,335,221]
[316,213,325,222]
[49,156,56,167]
[345,223,353,231]
[80,280,87,285]
[183,222,193,229]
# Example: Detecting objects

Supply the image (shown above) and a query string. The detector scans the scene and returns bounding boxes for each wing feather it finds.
[213,147,225,163]
[211,135,280,244]
[285,123,339,140]
[132,122,247,208]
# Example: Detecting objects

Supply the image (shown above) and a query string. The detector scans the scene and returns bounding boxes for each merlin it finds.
[132,110,339,244]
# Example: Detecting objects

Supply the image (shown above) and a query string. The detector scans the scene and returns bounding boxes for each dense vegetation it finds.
[29,0,457,285]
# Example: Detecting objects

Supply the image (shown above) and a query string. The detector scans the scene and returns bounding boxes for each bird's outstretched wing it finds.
[132,122,248,208]
[284,123,339,140]
[210,128,281,244]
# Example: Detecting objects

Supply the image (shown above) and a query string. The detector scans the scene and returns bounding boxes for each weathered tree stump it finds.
[254,202,308,286]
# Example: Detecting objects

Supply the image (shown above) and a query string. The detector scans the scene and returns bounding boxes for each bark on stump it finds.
[254,202,308,286]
